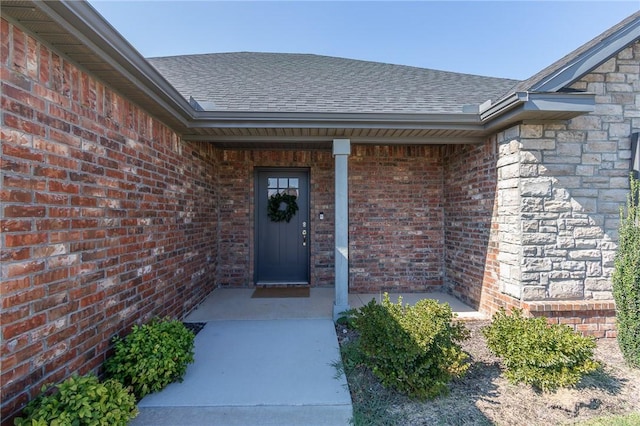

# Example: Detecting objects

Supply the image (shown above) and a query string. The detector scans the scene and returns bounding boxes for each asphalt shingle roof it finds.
[147,53,519,114]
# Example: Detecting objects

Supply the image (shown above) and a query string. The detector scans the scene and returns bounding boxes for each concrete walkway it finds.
[131,288,484,426]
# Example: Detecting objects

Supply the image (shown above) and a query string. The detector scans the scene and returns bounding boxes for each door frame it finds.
[253,167,311,285]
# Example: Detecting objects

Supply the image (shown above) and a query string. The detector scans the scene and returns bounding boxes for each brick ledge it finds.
[522,300,616,313]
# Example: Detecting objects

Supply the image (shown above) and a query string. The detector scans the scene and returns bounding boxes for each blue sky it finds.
[88,1,639,80]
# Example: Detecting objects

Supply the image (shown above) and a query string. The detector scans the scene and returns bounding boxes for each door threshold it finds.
[255,282,310,287]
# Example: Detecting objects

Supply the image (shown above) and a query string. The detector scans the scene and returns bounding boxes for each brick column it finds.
[333,139,351,320]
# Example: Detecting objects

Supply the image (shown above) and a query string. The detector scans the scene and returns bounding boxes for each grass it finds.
[573,413,640,426]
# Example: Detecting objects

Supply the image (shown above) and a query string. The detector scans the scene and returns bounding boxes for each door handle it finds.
[302,229,307,246]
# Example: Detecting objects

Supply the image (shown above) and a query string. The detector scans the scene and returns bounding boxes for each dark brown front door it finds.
[255,168,310,284]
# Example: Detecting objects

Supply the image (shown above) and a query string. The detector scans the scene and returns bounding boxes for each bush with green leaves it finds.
[482,308,600,391]
[105,317,195,399]
[14,374,138,426]
[351,294,469,399]
[612,175,640,368]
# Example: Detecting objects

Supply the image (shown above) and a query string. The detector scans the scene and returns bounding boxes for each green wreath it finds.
[267,192,299,223]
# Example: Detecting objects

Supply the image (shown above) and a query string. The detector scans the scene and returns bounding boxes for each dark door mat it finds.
[183,322,206,336]
[251,286,310,298]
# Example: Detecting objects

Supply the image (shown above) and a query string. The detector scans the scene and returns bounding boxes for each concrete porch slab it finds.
[131,318,351,426]
[184,287,486,322]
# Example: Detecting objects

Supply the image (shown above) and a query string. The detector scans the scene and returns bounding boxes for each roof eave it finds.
[480,92,595,134]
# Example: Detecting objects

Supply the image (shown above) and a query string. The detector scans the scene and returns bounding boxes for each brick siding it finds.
[215,149,335,286]
[1,19,217,422]
[349,145,444,292]
[443,141,499,308]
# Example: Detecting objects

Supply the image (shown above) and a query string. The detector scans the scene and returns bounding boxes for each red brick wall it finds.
[1,18,217,422]
[216,149,335,286]
[349,145,444,292]
[442,140,500,309]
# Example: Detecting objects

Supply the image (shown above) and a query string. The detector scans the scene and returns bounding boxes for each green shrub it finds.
[14,374,138,426]
[105,317,195,399]
[612,175,640,368]
[352,294,469,399]
[482,308,600,391]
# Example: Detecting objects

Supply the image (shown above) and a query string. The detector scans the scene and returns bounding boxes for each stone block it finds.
[571,197,597,213]
[544,249,567,258]
[521,257,552,272]
[557,143,583,156]
[581,153,602,165]
[520,150,542,163]
[504,126,520,141]
[571,188,598,198]
[522,139,556,150]
[543,155,582,164]
[561,260,586,271]
[521,286,547,300]
[522,197,544,212]
[573,227,603,239]
[521,124,543,138]
[496,153,519,168]
[586,262,603,277]
[523,247,542,257]
[600,202,624,214]
[594,104,623,116]
[568,115,602,130]
[544,199,571,212]
[568,249,601,260]
[499,163,520,179]
[521,220,539,232]
[602,250,616,267]
[600,189,629,203]
[585,278,611,291]
[557,131,586,143]
[557,237,575,248]
[539,164,576,176]
[606,83,633,92]
[585,141,618,152]
[498,178,519,190]
[609,123,631,137]
[521,179,552,197]
[522,233,556,245]
[548,281,584,299]
[539,226,558,233]
[500,281,521,299]
[575,165,595,176]
[519,163,539,177]
[596,58,616,73]
[575,239,598,249]
[587,131,608,141]
[520,272,540,282]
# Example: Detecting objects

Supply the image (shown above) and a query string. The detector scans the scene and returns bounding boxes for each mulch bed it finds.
[336,320,640,425]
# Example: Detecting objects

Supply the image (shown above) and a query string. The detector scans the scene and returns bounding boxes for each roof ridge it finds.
[147,51,519,83]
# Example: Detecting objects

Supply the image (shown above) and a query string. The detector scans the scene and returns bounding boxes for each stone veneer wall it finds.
[490,41,639,337]
[215,149,335,287]
[349,145,444,292]
[1,18,218,422]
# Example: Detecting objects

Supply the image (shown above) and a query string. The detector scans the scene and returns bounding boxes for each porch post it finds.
[333,138,351,321]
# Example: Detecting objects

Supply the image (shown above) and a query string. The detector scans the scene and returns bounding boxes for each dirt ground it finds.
[337,320,640,426]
